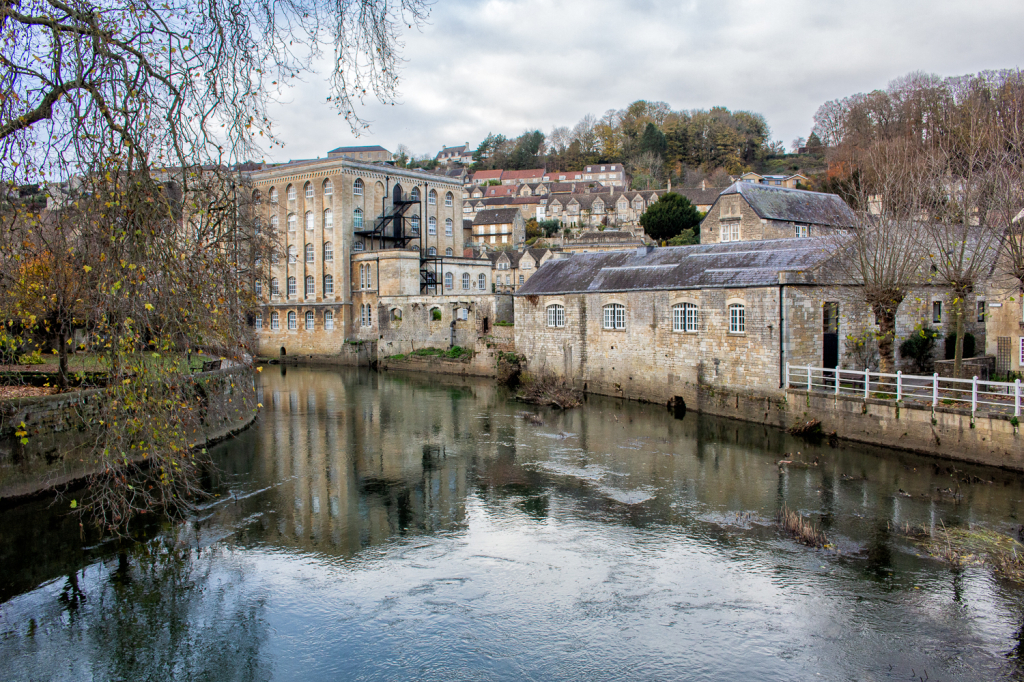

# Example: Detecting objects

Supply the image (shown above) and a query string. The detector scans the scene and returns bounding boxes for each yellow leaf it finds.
[145,303,154,311]
[83,265,92,272]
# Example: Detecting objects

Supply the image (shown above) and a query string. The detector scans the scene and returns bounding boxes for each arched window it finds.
[673,303,698,332]
[254,280,262,296]
[729,304,745,333]
[410,215,420,235]
[304,182,313,200]
[428,189,437,205]
[446,248,453,256]
[428,216,437,235]
[287,214,296,231]
[286,184,296,201]
[323,275,334,295]
[287,276,296,296]
[270,215,278,231]
[353,178,364,196]
[305,276,314,296]
[305,310,314,329]
[324,310,334,330]
[271,277,280,296]
[287,245,297,264]
[427,246,436,255]
[323,179,333,196]
[270,251,279,265]
[353,208,363,230]
[445,192,453,207]
[305,243,314,263]
[305,211,313,230]
[461,272,470,289]
[444,272,453,289]
[269,187,278,204]
[252,189,262,204]
[254,217,262,235]
[270,312,280,329]
[287,311,297,329]
[323,242,333,261]
[254,312,263,330]
[411,187,420,202]
[603,303,625,330]
[353,240,365,252]
[445,218,453,236]
[478,273,486,290]
[547,304,565,328]
[323,208,333,229]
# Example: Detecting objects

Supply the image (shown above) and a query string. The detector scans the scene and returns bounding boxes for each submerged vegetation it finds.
[516,372,583,409]
[775,504,829,549]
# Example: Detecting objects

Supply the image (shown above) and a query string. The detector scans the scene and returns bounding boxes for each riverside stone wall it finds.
[0,366,258,500]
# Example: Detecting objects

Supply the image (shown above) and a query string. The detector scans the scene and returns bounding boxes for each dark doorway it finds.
[823,302,839,379]
[393,184,402,202]
[482,317,489,334]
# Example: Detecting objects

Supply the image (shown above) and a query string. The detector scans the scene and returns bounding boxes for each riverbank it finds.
[0,365,259,501]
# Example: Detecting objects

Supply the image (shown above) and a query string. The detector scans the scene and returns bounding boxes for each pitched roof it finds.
[473,208,521,225]
[484,185,518,197]
[472,170,503,182]
[674,187,723,207]
[501,168,546,181]
[516,238,835,296]
[463,219,474,231]
[720,182,856,227]
[328,145,390,154]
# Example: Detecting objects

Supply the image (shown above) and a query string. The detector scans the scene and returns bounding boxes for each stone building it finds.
[487,247,557,292]
[513,239,984,406]
[250,151,494,356]
[470,208,526,250]
[327,145,393,162]
[701,182,856,243]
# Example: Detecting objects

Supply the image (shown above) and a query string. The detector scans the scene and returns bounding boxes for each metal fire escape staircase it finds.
[351,185,444,294]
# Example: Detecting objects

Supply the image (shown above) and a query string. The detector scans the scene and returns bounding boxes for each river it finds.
[3,365,1024,681]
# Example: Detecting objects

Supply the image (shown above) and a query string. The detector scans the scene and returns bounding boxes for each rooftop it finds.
[718,182,856,227]
[516,238,835,296]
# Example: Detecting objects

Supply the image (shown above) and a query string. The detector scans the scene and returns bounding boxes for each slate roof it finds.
[473,208,521,225]
[515,238,835,295]
[720,182,856,227]
[328,145,390,154]
[463,219,474,231]
[481,196,542,207]
[502,168,546,181]
[675,187,722,207]
[472,170,503,183]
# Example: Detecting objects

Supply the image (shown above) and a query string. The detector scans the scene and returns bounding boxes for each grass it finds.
[1,351,209,373]
[775,504,828,548]
[915,524,1024,582]
[390,346,473,361]
[494,321,514,327]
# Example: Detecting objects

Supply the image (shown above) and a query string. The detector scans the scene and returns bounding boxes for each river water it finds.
[3,366,1024,681]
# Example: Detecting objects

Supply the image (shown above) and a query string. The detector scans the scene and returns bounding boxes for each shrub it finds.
[18,349,46,365]
[944,332,976,359]
[496,351,524,387]
[899,325,938,373]
[431,308,442,321]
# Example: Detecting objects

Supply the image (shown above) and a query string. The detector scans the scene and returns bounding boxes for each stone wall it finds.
[0,366,258,500]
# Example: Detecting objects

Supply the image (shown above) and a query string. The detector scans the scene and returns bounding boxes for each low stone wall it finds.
[934,356,996,381]
[266,341,376,367]
[0,366,258,500]
[378,342,500,377]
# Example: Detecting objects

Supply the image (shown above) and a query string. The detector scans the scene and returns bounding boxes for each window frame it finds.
[323,242,333,261]
[462,272,470,290]
[353,178,364,196]
[271,312,280,330]
[728,304,746,334]
[324,310,334,330]
[287,276,296,297]
[255,312,263,330]
[428,189,437,205]
[304,182,313,200]
[428,216,437,235]
[353,208,363,230]
[444,272,453,289]
[305,310,315,330]
[305,243,314,263]
[323,179,333,196]
[602,303,625,330]
[323,208,333,229]
[324,274,334,295]
[305,275,314,297]
[478,273,487,290]
[445,218,453,236]
[445,192,454,207]
[287,311,297,330]
[547,304,565,328]
[271,277,280,296]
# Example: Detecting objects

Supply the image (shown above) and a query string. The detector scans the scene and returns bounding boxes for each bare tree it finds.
[827,140,929,375]
[571,114,598,155]
[548,126,571,155]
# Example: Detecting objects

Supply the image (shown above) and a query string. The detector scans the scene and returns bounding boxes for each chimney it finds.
[636,245,655,256]
[667,178,672,193]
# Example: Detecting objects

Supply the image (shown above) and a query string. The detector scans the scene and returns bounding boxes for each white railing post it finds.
[971,376,978,415]
[785,362,790,389]
[1016,379,1021,418]
[896,371,902,402]
[933,373,939,407]
[807,366,812,392]
[864,368,870,400]
[835,368,841,396]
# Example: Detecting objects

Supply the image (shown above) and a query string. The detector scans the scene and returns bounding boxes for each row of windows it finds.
[358,263,374,289]
[283,243,333,263]
[256,310,335,331]
[543,303,745,333]
[426,247,455,256]
[264,181,455,206]
[719,223,811,242]
[440,272,488,290]
[279,210,334,231]
[496,274,525,286]
[269,276,335,297]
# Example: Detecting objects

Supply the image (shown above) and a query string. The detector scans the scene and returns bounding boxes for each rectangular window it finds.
[325,311,334,330]
[795,224,809,238]
[673,303,698,332]
[731,224,740,242]
[603,304,625,330]
[255,313,263,331]
[729,305,745,333]
[977,300,986,323]
[933,301,942,324]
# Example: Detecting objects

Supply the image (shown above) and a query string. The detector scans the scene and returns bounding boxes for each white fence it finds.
[786,363,1022,417]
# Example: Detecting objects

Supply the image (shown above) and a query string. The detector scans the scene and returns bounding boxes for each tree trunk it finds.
[57,322,69,391]
[950,287,969,379]
[877,310,897,377]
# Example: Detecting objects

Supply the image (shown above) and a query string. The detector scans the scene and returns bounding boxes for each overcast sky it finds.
[259,0,1024,163]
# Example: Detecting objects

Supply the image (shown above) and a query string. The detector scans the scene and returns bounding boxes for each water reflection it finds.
[2,366,1024,680]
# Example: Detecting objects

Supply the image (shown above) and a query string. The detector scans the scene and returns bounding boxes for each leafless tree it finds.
[547,126,571,154]
[571,114,598,155]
